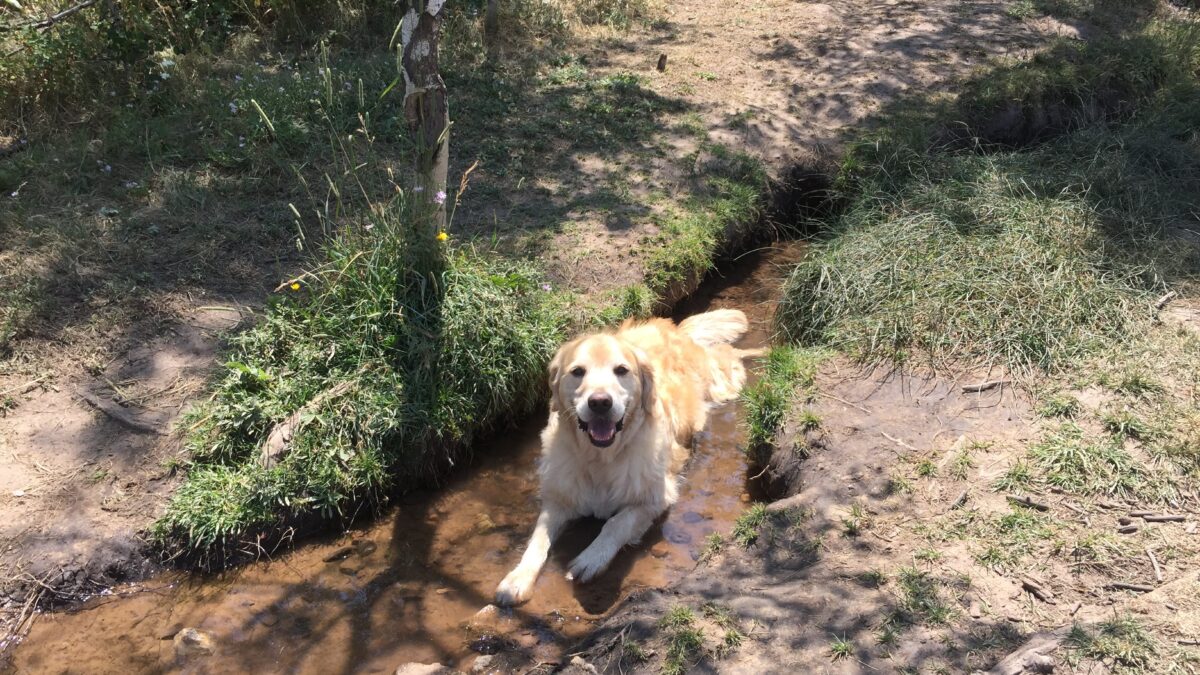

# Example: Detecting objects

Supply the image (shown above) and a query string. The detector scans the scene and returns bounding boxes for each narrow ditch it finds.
[6,240,810,673]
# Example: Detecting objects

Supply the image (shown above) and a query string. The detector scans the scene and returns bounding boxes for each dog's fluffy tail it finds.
[679,309,749,347]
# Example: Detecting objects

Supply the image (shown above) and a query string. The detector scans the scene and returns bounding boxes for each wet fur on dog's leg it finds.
[495,507,570,605]
[566,503,659,583]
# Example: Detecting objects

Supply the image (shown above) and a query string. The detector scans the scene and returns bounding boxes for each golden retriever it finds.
[495,309,755,605]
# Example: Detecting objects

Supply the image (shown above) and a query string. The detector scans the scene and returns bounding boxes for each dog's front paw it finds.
[566,548,612,584]
[495,566,538,606]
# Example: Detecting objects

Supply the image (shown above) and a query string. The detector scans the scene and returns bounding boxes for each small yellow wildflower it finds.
[436,231,449,242]
[289,281,301,291]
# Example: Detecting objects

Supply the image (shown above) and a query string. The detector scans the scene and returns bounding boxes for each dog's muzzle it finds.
[578,417,624,448]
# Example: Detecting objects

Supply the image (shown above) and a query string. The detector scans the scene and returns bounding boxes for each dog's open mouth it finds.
[578,417,624,447]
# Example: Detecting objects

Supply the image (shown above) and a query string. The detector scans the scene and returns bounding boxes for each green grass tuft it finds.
[660,605,704,675]
[732,503,769,547]
[1030,423,1151,499]
[1038,394,1081,418]
[741,346,827,456]
[776,19,1200,374]
[154,204,572,559]
[1067,616,1161,672]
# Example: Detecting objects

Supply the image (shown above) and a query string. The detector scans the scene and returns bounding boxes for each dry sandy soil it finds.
[0,0,1067,652]
[570,366,1200,673]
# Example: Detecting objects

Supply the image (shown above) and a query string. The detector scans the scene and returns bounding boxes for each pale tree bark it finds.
[400,0,450,233]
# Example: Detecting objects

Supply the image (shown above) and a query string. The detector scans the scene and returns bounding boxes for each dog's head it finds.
[547,333,655,449]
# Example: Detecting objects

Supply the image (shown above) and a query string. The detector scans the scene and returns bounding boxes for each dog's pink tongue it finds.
[589,419,616,442]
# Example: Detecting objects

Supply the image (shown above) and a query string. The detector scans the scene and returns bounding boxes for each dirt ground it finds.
[0,0,1063,653]
[570,365,1200,673]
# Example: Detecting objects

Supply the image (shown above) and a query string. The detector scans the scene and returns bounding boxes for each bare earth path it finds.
[0,0,1059,647]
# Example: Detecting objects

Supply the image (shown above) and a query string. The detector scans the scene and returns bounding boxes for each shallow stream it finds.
[7,241,806,674]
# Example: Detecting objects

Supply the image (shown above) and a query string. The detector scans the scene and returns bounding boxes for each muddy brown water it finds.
[6,242,806,674]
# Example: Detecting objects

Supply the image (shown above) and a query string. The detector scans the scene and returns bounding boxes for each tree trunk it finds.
[484,0,499,61]
[400,0,450,234]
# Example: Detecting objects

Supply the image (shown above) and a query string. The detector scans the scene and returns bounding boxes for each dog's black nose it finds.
[587,393,613,413]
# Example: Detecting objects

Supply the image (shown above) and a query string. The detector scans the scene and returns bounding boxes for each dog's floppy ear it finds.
[634,347,657,415]
[547,340,572,413]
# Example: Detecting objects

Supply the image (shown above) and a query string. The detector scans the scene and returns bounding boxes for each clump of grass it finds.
[949,449,975,480]
[993,460,1034,491]
[660,606,704,675]
[645,144,768,298]
[797,409,822,431]
[829,635,854,661]
[895,566,955,626]
[699,533,724,562]
[842,503,871,537]
[777,19,1200,374]
[701,603,744,658]
[1101,410,1155,440]
[741,346,827,454]
[1030,423,1149,498]
[1102,368,1163,397]
[888,475,914,495]
[916,460,937,478]
[914,547,943,563]
[154,203,572,560]
[622,640,649,664]
[975,510,1056,570]
[1067,616,1160,671]
[732,503,768,547]
[858,569,888,588]
[1038,393,1081,418]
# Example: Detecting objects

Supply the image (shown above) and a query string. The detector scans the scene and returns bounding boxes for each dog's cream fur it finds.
[495,309,754,605]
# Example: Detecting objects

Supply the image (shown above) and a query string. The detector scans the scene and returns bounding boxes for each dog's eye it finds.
[570,366,585,377]
[614,365,629,376]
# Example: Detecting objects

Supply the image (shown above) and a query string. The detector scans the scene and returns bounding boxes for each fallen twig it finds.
[1107,582,1153,593]
[78,390,166,435]
[0,375,48,398]
[881,432,917,452]
[0,0,99,32]
[950,489,969,510]
[1146,547,1163,583]
[261,379,356,467]
[817,391,872,414]
[1021,577,1056,604]
[1155,290,1178,310]
[1143,514,1186,523]
[962,379,1010,393]
[1118,525,1139,534]
[1007,494,1049,511]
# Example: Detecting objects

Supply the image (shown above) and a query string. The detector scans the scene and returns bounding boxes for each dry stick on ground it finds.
[0,375,48,398]
[0,0,99,32]
[986,625,1073,675]
[1108,582,1154,593]
[817,391,872,414]
[950,489,969,510]
[1146,548,1163,583]
[1143,514,1187,522]
[881,431,917,452]
[260,380,356,468]
[77,390,166,436]
[962,379,1010,393]
[1118,524,1140,534]
[1155,290,1178,310]
[1021,577,1056,604]
[1007,494,1050,511]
